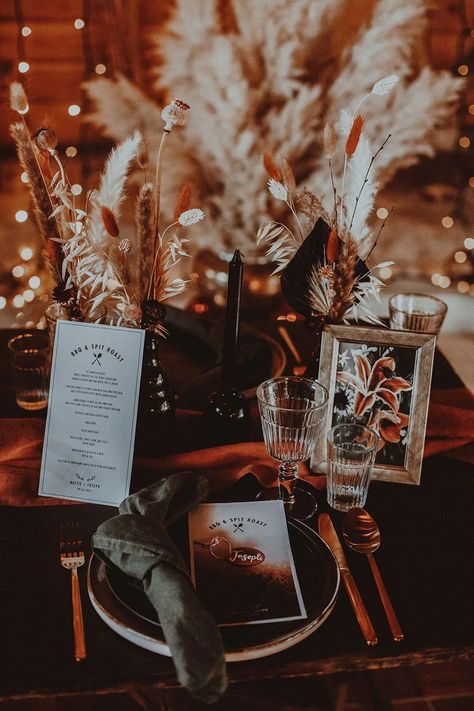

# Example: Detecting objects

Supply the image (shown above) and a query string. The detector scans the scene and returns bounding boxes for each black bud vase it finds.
[134,300,176,457]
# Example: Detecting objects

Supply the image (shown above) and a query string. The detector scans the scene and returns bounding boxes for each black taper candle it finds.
[203,250,250,444]
[221,250,243,389]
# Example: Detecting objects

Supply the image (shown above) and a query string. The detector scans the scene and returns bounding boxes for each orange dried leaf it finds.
[263,150,282,181]
[101,206,120,237]
[345,115,364,156]
[326,229,339,262]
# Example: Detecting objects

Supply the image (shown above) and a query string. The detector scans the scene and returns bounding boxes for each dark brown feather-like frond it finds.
[101,205,120,237]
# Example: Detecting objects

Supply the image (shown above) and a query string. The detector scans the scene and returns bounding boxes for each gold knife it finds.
[319,513,378,646]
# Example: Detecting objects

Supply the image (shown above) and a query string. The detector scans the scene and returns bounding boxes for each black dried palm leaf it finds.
[280,218,369,317]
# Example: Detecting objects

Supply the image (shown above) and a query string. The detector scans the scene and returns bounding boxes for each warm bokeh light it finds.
[0,297,6,310]
[20,171,29,183]
[28,276,41,289]
[23,289,35,303]
[20,247,34,261]
[457,281,470,294]
[12,265,25,278]
[74,19,85,29]
[464,237,474,250]
[71,184,83,196]
[18,61,30,74]
[441,216,454,229]
[65,146,78,158]
[454,251,467,263]
[439,276,451,288]
[21,26,32,37]
[469,105,474,116]
[68,104,81,116]
[469,177,474,188]
[13,295,25,308]
[431,273,441,286]
[457,64,469,76]
[376,207,389,220]
[95,63,107,75]
[15,210,28,223]
[459,136,471,149]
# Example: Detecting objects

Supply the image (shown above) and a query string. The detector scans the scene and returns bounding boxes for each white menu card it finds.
[39,320,145,506]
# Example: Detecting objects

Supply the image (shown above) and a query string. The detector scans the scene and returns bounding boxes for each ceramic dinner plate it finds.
[88,518,339,662]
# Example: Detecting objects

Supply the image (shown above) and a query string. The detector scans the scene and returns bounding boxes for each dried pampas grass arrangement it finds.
[84,0,463,257]
[10,87,205,333]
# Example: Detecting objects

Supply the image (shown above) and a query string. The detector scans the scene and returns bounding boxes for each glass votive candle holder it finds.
[8,333,50,411]
[326,423,379,512]
[389,293,447,335]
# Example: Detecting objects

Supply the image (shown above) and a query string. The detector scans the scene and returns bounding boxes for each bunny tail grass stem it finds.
[349,134,391,232]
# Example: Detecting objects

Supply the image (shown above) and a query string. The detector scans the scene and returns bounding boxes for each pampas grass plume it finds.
[323,122,337,157]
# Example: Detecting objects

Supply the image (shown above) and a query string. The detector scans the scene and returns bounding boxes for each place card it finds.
[188,500,307,625]
[39,320,145,506]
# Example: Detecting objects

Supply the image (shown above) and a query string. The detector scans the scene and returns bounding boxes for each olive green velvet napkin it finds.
[92,472,227,704]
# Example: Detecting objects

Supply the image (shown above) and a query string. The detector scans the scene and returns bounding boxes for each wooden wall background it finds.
[0,0,473,151]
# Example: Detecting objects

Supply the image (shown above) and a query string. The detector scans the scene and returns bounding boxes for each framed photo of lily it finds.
[314,325,436,485]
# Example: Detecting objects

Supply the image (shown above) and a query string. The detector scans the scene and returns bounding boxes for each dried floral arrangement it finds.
[257,75,399,326]
[9,84,204,334]
[84,0,463,258]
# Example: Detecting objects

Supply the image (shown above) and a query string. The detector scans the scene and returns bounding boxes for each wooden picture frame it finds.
[313,325,436,485]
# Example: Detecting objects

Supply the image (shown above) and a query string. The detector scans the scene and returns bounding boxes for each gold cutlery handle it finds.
[71,568,87,661]
[342,570,378,646]
[368,554,404,642]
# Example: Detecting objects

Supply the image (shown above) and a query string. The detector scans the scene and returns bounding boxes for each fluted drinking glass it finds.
[257,377,328,520]
[327,424,379,512]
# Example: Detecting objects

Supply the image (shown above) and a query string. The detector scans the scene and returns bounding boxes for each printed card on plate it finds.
[39,320,144,506]
[188,500,307,625]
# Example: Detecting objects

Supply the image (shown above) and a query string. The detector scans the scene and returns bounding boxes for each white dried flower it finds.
[178,208,205,226]
[161,98,190,131]
[371,74,400,96]
[118,238,132,253]
[267,179,288,201]
[10,82,29,115]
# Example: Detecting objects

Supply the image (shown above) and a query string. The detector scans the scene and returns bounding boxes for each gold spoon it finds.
[343,508,404,642]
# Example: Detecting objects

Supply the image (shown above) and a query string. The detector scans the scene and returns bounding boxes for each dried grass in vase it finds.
[9,84,205,336]
[257,74,399,329]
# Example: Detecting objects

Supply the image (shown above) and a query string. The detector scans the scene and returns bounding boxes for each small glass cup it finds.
[389,293,447,335]
[257,376,328,520]
[8,333,50,411]
[327,423,379,512]
[45,302,69,346]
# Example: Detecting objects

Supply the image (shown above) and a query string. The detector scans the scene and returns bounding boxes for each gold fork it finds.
[60,521,87,661]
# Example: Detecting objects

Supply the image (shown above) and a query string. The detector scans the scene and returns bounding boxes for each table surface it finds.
[0,324,473,700]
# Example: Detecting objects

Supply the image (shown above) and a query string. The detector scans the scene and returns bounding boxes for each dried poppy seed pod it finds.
[161,99,190,131]
[34,127,58,156]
